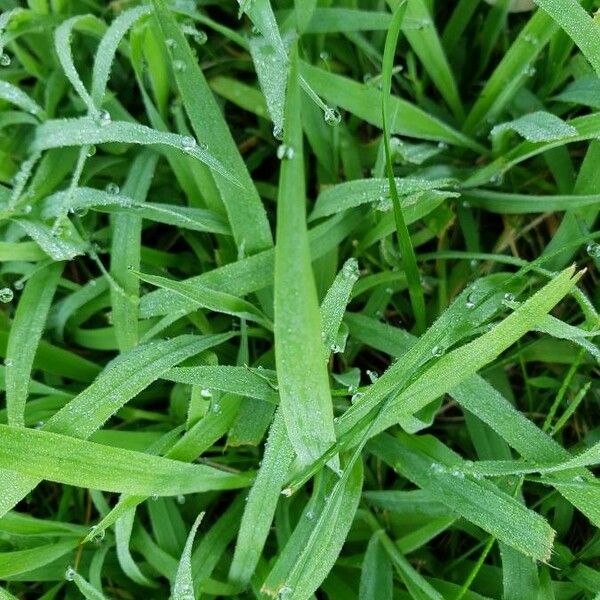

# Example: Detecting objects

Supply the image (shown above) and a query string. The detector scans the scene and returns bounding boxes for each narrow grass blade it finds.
[262,459,364,599]
[91,5,152,106]
[0,539,78,578]
[5,261,62,427]
[381,1,426,332]
[135,271,272,330]
[173,512,204,599]
[320,259,360,355]
[273,45,337,465]
[229,411,294,587]
[360,533,393,600]
[151,0,273,255]
[301,63,483,151]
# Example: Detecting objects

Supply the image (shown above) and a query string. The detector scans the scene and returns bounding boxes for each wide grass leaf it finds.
[0,424,251,495]
[273,46,337,466]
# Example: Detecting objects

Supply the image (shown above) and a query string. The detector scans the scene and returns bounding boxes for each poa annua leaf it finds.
[273,46,337,466]
[151,0,273,255]
[5,261,62,427]
[91,5,152,106]
[229,411,294,587]
[0,424,251,495]
[32,118,238,185]
[0,334,232,517]
[173,512,204,599]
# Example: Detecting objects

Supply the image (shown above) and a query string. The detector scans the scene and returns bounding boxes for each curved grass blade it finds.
[91,5,152,106]
[54,14,102,115]
[32,118,239,186]
[381,1,426,333]
[0,80,42,116]
[274,45,337,466]
[5,261,63,427]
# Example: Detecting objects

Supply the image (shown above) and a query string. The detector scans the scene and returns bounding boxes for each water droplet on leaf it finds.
[0,288,13,303]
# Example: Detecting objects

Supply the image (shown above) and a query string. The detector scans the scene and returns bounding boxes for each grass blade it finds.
[5,261,62,427]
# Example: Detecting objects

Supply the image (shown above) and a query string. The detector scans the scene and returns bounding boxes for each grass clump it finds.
[0,0,599,598]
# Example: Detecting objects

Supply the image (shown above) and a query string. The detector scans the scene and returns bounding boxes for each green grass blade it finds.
[274,45,337,465]
[5,261,62,427]
[151,0,273,255]
[32,118,238,185]
[229,411,294,587]
[173,512,204,599]
[0,424,251,495]
[110,151,157,351]
[535,0,600,76]
[382,1,426,332]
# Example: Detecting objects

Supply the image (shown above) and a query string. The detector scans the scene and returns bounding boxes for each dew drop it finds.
[272,125,284,140]
[89,525,105,544]
[0,288,13,303]
[105,182,120,195]
[177,494,186,504]
[181,135,196,150]
[276,144,295,160]
[86,145,97,157]
[465,293,476,309]
[431,345,444,357]
[351,392,364,403]
[278,585,293,598]
[573,475,584,483]
[193,30,208,45]
[586,242,600,258]
[324,106,341,127]
[462,200,471,209]
[366,369,379,383]
[96,109,111,127]
[451,469,465,479]
[173,60,186,72]
[0,53,11,67]
[503,292,515,303]
[306,510,315,520]
[13,279,24,291]
[166,38,176,48]
[22,204,32,214]
[212,403,222,414]
[430,462,446,474]
[4,358,13,367]
[319,51,329,61]
[65,566,76,581]
[200,388,212,399]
